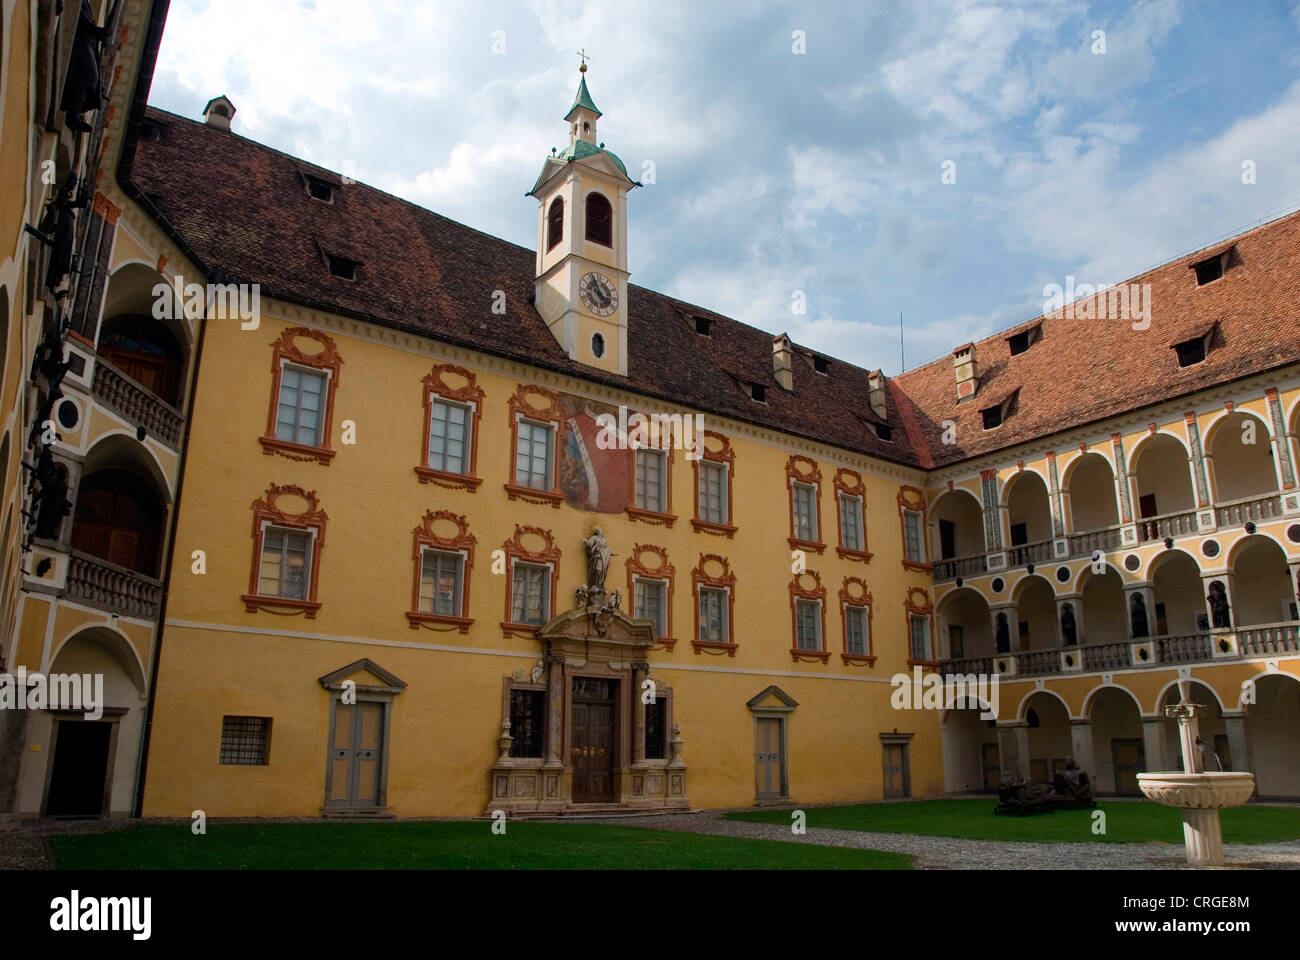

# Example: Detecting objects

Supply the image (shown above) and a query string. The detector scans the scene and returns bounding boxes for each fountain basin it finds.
[1136,771,1255,809]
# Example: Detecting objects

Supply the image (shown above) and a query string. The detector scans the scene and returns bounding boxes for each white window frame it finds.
[909,614,932,661]
[792,481,818,542]
[840,492,864,551]
[845,604,870,656]
[635,448,668,513]
[427,397,473,475]
[511,560,552,626]
[903,509,926,563]
[698,586,729,645]
[514,417,556,491]
[633,575,668,638]
[795,598,822,651]
[419,548,466,617]
[258,523,314,600]
[274,362,330,448]
[698,460,728,524]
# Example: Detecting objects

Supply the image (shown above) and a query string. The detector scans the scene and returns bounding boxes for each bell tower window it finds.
[586,193,612,247]
[546,197,564,251]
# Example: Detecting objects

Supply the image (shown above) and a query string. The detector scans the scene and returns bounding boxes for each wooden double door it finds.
[571,678,617,803]
[327,701,385,810]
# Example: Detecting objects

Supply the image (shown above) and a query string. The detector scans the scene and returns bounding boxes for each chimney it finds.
[772,334,794,391]
[867,371,887,420]
[202,95,236,131]
[953,343,977,402]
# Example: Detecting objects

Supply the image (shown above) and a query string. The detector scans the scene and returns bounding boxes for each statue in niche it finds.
[1207,581,1231,629]
[994,612,1010,653]
[33,455,71,541]
[1060,603,1077,646]
[61,1,111,133]
[1130,593,1149,638]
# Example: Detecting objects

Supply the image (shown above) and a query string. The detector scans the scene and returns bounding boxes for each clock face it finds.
[579,272,618,317]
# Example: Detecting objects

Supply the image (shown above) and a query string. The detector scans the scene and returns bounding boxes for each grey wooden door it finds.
[328,701,384,808]
[883,743,910,799]
[754,717,785,799]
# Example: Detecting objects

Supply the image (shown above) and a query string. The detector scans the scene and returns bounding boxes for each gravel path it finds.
[567,811,1300,870]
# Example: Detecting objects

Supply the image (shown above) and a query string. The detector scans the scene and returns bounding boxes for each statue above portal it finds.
[583,526,611,590]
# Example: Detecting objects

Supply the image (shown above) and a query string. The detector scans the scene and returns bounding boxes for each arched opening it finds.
[1208,412,1278,503]
[98,263,192,405]
[936,587,992,662]
[1014,575,1058,652]
[1023,692,1071,783]
[41,627,146,818]
[1247,674,1300,798]
[1003,471,1052,563]
[1229,535,1295,627]
[1150,550,1207,637]
[930,489,984,566]
[1131,434,1194,541]
[546,196,564,251]
[585,192,612,247]
[1062,452,1118,532]
[1158,681,1226,776]
[70,436,170,578]
[96,315,184,406]
[941,705,999,793]
[1089,686,1144,794]
[1080,565,1125,644]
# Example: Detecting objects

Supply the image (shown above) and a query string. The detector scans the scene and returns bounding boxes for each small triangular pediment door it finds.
[747,685,798,711]
[318,658,407,695]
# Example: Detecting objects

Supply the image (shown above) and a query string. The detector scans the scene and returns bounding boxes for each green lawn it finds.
[49,821,911,870]
[728,798,1300,844]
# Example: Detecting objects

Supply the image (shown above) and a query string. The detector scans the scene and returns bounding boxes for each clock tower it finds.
[528,62,639,375]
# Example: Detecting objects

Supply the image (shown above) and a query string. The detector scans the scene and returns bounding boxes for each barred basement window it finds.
[219,716,271,765]
[645,697,666,759]
[508,689,544,758]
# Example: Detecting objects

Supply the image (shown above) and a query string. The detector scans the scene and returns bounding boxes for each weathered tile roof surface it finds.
[131,107,1300,473]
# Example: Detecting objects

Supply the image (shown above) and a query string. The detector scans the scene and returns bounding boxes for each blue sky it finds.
[149,0,1300,375]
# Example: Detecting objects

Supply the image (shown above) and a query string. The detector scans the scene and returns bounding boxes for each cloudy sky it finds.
[149,0,1300,375]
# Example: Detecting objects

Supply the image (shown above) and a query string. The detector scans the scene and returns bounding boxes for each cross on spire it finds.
[577,48,590,72]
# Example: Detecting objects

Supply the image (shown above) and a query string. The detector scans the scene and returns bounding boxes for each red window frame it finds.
[839,576,876,666]
[406,510,476,632]
[789,569,830,663]
[786,454,825,554]
[834,467,872,562]
[260,327,342,465]
[242,483,327,617]
[691,553,737,657]
[500,525,561,637]
[691,431,737,537]
[415,362,484,491]
[505,384,565,507]
[626,543,676,649]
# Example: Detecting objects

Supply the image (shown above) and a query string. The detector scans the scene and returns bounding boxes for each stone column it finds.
[1221,711,1253,775]
[997,721,1030,779]
[1069,718,1095,773]
[544,651,565,767]
[631,661,648,765]
[1141,715,1167,772]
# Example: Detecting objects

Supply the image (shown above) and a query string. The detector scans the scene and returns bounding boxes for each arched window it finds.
[546,197,564,252]
[71,469,165,576]
[98,314,184,405]
[586,192,612,247]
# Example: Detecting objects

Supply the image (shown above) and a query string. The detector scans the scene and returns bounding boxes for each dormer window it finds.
[306,176,334,203]
[1192,252,1226,285]
[874,422,892,442]
[1007,324,1041,356]
[326,254,357,280]
[694,316,711,336]
[813,356,829,374]
[750,383,766,403]
[981,389,1018,430]
[1174,336,1207,367]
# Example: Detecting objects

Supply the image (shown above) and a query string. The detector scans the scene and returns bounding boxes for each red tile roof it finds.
[130,107,1300,474]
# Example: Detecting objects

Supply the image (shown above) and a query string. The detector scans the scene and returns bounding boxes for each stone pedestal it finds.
[1181,807,1225,866]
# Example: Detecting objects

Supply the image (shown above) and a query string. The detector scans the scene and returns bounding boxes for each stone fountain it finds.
[1136,680,1255,866]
